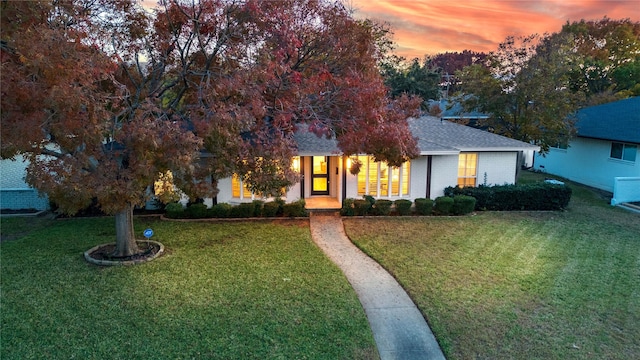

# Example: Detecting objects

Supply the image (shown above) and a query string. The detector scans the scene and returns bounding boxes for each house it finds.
[0,155,50,211]
[0,115,539,211]
[215,115,539,209]
[533,97,640,204]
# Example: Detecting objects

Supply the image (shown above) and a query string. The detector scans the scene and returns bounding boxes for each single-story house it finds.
[215,115,539,209]
[0,115,539,211]
[533,97,640,204]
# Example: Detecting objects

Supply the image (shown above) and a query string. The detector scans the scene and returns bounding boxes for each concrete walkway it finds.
[309,213,446,360]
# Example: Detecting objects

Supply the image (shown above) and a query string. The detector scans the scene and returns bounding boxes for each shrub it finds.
[340,198,355,216]
[186,203,208,218]
[363,195,376,207]
[229,202,255,218]
[353,199,372,216]
[252,200,264,217]
[414,198,434,215]
[445,182,571,211]
[165,202,185,218]
[394,199,413,216]
[452,195,476,215]
[283,200,307,217]
[209,203,232,218]
[372,199,392,216]
[434,196,454,215]
[263,201,281,217]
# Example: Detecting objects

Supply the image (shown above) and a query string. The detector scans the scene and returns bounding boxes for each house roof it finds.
[575,97,640,144]
[294,116,539,156]
[409,116,540,154]
[293,123,340,156]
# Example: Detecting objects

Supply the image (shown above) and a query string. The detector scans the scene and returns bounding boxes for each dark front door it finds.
[311,156,330,195]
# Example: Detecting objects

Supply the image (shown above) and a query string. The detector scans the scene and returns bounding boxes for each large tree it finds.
[1,0,420,257]
[557,17,640,103]
[456,34,585,153]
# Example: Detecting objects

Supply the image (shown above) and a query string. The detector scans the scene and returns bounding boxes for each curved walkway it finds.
[309,213,445,360]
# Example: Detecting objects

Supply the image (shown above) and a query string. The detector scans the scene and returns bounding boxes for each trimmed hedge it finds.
[394,199,413,216]
[414,198,434,215]
[283,200,307,217]
[445,182,572,211]
[434,196,454,215]
[165,202,185,218]
[452,195,476,215]
[340,198,355,216]
[229,202,255,218]
[209,203,232,218]
[353,199,372,216]
[262,201,281,217]
[372,199,393,216]
[186,203,208,218]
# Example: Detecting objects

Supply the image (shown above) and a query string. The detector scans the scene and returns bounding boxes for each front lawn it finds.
[345,172,640,359]
[1,217,377,359]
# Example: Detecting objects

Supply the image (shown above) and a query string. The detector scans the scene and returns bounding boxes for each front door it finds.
[311,156,330,195]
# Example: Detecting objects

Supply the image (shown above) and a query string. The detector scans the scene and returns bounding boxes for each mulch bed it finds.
[87,241,161,262]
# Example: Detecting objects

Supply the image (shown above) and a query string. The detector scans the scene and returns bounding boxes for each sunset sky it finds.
[350,0,640,59]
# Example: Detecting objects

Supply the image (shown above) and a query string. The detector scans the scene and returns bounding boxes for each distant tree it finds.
[381,57,440,105]
[556,17,640,101]
[425,50,488,96]
[1,0,420,258]
[457,34,584,153]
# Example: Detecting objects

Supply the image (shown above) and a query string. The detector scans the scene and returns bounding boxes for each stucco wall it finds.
[429,155,458,198]
[477,152,518,186]
[534,137,640,192]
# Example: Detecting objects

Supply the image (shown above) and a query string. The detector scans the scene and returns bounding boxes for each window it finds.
[232,174,253,199]
[610,142,637,162]
[357,156,410,197]
[458,153,477,187]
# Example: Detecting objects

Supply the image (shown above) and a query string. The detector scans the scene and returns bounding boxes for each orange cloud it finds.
[352,0,640,59]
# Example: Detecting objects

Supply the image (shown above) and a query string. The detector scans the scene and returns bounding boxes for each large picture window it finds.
[357,156,410,197]
[610,142,637,162]
[458,153,477,187]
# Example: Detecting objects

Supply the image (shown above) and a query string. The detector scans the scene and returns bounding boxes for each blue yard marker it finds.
[143,228,154,239]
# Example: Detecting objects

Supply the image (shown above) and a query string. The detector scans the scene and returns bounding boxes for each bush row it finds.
[165,199,307,219]
[340,196,476,216]
[444,182,572,211]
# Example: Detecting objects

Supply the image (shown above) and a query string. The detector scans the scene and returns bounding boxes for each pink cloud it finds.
[352,0,640,58]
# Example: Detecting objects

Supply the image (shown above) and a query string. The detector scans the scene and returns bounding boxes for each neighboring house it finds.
[0,155,49,211]
[533,97,640,204]
[0,115,539,211]
[216,115,539,209]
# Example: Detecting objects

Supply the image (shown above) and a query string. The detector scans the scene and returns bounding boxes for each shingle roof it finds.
[293,117,539,155]
[293,123,340,156]
[575,97,640,144]
[409,116,539,154]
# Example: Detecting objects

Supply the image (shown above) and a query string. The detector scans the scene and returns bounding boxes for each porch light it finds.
[292,156,300,172]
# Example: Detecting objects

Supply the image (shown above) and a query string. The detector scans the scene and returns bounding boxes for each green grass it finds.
[344,171,640,359]
[1,217,377,359]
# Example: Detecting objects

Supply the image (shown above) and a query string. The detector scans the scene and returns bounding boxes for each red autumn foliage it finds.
[1,0,419,256]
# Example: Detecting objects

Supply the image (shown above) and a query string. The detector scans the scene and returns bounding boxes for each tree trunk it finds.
[113,204,139,257]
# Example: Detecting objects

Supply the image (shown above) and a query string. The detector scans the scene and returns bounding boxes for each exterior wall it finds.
[409,156,428,200]
[0,156,49,210]
[477,152,518,186]
[534,137,640,192]
[429,155,458,198]
[211,152,524,204]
